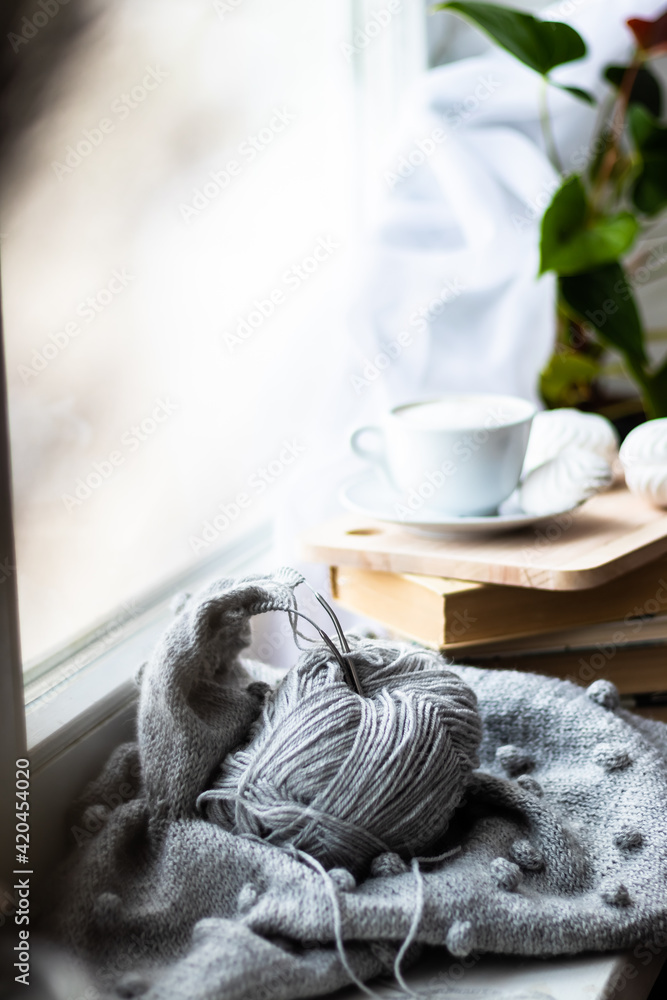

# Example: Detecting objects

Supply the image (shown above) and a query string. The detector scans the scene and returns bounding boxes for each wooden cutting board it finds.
[301,483,667,591]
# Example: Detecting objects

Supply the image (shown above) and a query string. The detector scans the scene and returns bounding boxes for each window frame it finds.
[0,279,25,889]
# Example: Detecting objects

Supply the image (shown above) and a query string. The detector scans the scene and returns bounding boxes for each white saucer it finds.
[339,471,580,537]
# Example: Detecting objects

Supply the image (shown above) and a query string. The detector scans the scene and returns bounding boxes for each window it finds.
[0,0,428,760]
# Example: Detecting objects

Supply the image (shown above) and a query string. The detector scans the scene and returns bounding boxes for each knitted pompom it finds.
[510,839,544,872]
[370,852,410,878]
[600,881,632,907]
[490,857,523,892]
[446,920,475,957]
[516,775,543,797]
[495,745,535,777]
[329,868,356,892]
[614,826,644,851]
[586,680,620,710]
[594,743,633,772]
[237,883,259,914]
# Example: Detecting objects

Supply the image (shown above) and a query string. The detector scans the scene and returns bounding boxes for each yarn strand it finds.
[393,858,424,998]
[295,849,383,1000]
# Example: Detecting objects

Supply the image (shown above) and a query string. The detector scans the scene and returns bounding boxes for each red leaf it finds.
[627,9,667,55]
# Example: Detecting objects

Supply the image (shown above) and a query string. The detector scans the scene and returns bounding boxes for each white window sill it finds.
[25,520,273,771]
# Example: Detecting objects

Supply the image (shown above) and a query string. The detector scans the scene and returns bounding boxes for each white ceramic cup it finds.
[350,394,536,517]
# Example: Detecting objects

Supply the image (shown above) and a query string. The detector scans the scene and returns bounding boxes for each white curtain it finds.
[260,0,666,658]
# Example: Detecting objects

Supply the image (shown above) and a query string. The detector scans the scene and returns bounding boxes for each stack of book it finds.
[307,495,667,998]
[330,557,667,723]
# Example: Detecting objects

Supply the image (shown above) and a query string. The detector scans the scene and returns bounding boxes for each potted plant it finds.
[435,2,667,427]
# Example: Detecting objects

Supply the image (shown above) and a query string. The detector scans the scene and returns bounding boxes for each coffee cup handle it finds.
[350,426,386,468]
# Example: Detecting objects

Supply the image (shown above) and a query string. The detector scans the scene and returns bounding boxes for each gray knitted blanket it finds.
[55,571,667,1000]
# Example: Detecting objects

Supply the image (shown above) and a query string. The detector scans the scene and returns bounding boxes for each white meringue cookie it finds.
[522,409,619,476]
[619,418,667,466]
[518,447,613,516]
[619,419,667,508]
[623,465,667,508]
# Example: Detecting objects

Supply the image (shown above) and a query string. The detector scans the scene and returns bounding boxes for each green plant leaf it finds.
[628,104,667,215]
[559,263,647,368]
[645,362,667,418]
[541,176,587,267]
[604,64,662,116]
[539,176,638,275]
[555,84,596,105]
[434,2,586,75]
[539,350,600,408]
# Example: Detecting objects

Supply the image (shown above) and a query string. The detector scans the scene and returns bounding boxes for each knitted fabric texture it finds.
[54,571,667,1000]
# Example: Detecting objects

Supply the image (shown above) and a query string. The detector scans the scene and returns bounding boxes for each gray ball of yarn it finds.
[198,639,482,876]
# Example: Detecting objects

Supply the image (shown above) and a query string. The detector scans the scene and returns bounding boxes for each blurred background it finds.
[1,0,408,666]
[2,0,666,670]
